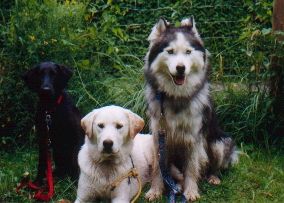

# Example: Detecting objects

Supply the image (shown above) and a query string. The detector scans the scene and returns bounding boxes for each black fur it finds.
[23,62,84,184]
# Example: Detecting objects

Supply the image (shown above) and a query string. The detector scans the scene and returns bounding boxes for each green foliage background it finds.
[0,0,283,149]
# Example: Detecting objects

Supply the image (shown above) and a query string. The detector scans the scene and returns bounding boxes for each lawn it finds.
[1,144,283,202]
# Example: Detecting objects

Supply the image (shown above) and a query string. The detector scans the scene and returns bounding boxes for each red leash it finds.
[33,149,54,201]
[16,147,54,201]
[16,95,63,201]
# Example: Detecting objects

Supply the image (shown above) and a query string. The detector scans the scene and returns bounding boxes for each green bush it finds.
[0,0,144,148]
[0,0,282,149]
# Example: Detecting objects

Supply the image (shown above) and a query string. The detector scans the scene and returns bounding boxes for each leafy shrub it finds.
[0,0,282,149]
[1,0,87,147]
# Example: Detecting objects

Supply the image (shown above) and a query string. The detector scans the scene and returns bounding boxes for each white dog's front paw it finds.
[184,189,200,202]
[145,187,163,201]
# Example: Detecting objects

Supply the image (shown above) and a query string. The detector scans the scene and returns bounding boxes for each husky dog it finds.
[144,17,238,201]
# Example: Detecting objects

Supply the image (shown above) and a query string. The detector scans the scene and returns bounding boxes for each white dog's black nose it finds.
[176,65,185,75]
[103,139,113,153]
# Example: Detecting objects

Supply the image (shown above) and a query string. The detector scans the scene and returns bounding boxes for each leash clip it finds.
[45,112,52,131]
[47,138,51,147]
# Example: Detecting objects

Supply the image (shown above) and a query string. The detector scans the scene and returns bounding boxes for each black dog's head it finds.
[22,62,73,97]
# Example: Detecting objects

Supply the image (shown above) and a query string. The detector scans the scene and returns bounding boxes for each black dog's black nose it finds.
[41,86,51,91]
[103,139,113,153]
[40,86,52,94]
[176,65,185,74]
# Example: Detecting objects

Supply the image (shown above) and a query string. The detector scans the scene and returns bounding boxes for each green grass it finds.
[0,1,282,202]
[1,144,283,202]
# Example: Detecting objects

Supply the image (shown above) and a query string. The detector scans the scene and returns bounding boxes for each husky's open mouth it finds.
[172,75,186,85]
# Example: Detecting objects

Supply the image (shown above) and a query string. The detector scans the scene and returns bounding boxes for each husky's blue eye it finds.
[186,50,192,54]
[167,49,174,54]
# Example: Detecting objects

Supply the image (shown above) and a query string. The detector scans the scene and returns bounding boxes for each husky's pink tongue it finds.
[173,75,185,85]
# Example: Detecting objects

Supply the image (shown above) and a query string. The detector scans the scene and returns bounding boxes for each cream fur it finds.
[75,106,155,203]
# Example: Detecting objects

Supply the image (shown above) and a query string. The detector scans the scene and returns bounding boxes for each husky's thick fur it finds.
[144,17,238,201]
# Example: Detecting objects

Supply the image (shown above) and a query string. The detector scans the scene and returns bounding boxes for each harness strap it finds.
[109,156,142,203]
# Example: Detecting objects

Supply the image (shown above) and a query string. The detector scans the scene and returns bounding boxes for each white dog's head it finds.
[81,105,144,161]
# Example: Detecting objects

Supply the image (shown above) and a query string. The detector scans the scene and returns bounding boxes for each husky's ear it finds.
[81,109,99,139]
[126,110,145,138]
[181,16,202,42]
[148,18,169,42]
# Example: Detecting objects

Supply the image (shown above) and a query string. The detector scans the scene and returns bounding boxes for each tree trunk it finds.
[270,0,284,138]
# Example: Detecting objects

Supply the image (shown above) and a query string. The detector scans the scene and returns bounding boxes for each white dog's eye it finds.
[186,49,192,54]
[98,123,104,129]
[167,49,174,54]
[116,123,123,129]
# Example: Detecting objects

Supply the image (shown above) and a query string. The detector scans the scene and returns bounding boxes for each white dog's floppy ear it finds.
[126,110,145,138]
[148,17,169,42]
[181,16,202,41]
[81,110,98,138]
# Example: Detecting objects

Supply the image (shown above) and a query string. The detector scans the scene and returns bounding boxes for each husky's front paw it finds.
[145,188,162,201]
[207,175,221,185]
[184,189,200,202]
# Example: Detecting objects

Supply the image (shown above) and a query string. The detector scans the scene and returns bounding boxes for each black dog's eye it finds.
[186,50,192,54]
[167,49,174,54]
[116,123,123,129]
[98,123,104,129]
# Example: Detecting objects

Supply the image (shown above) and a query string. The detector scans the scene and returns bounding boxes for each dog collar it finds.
[43,94,64,114]
[56,95,63,105]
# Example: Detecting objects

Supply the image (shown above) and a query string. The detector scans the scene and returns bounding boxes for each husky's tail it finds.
[210,136,239,170]
[228,141,239,167]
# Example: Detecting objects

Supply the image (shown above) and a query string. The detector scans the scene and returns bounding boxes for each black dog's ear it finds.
[55,64,73,89]
[22,65,40,91]
[56,64,73,79]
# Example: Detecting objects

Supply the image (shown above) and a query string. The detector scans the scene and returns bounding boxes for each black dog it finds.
[23,62,84,184]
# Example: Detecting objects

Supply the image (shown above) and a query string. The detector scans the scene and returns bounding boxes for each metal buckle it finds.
[45,111,52,131]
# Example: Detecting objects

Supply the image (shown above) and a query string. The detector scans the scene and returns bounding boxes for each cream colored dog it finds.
[75,105,156,203]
